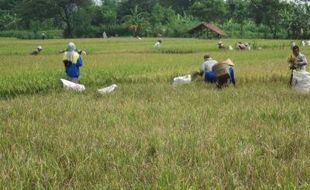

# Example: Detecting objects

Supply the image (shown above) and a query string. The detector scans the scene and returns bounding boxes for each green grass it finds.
[0,37,309,189]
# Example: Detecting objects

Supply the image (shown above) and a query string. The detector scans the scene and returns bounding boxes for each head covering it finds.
[222,58,234,66]
[204,54,210,59]
[37,46,42,50]
[292,45,299,51]
[66,42,76,61]
[67,42,76,52]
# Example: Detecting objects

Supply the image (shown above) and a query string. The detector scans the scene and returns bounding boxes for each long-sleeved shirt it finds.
[63,51,83,78]
[201,58,218,73]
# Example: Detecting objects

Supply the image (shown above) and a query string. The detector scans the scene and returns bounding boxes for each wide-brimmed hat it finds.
[222,58,234,66]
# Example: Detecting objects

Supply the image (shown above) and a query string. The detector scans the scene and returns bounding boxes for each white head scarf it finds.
[66,42,76,61]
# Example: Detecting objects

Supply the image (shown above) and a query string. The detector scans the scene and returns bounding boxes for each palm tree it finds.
[122,5,149,36]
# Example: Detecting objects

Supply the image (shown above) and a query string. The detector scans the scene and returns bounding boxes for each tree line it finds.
[0,0,309,39]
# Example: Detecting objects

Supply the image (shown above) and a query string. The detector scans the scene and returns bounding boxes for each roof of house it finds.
[189,22,226,36]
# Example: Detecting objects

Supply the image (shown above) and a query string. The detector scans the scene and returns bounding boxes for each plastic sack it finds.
[60,79,85,92]
[292,70,310,92]
[97,84,118,94]
[172,74,191,86]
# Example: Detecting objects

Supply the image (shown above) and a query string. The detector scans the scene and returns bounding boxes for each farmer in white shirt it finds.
[288,45,308,85]
[192,54,217,82]
[200,54,218,82]
[154,39,162,49]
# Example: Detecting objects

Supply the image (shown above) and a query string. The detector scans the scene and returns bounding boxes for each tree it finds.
[0,10,19,30]
[91,0,118,26]
[122,5,149,36]
[190,0,227,23]
[16,0,93,37]
[226,0,249,37]
[159,0,195,14]
[118,0,158,20]
[249,0,284,38]
[281,2,310,39]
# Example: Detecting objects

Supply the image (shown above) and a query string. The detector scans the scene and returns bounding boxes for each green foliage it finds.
[223,21,288,39]
[1,0,310,39]
[0,10,18,30]
[0,30,62,39]
[190,0,227,23]
[122,5,150,36]
[281,2,310,39]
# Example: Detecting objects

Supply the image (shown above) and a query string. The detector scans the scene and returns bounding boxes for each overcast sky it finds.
[93,0,102,6]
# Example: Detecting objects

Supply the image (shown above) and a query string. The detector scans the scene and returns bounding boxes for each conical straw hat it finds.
[222,58,234,66]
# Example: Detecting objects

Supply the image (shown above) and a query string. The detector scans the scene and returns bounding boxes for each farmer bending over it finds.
[31,46,43,55]
[192,54,218,83]
[218,41,225,49]
[63,42,83,83]
[212,59,236,88]
[288,45,308,85]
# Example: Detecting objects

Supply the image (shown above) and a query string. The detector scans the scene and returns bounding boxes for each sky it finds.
[93,0,102,6]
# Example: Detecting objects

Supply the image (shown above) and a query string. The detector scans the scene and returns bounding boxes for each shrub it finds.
[0,30,62,39]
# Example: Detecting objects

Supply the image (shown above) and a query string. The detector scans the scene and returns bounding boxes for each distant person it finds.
[236,42,246,50]
[288,45,308,85]
[154,39,162,49]
[192,54,218,83]
[63,42,83,83]
[102,31,107,39]
[41,32,46,40]
[302,40,306,47]
[236,42,251,50]
[218,40,225,49]
[30,46,43,55]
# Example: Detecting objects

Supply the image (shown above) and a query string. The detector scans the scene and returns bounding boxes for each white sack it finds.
[292,70,310,92]
[97,84,118,94]
[172,74,191,86]
[60,79,85,92]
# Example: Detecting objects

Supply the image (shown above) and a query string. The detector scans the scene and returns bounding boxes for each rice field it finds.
[0,37,309,189]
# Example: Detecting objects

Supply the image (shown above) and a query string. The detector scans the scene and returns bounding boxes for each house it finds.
[189,22,226,38]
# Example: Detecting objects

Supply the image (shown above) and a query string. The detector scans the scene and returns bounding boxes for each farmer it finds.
[218,40,225,49]
[236,42,246,50]
[30,46,43,55]
[192,54,218,83]
[41,32,46,40]
[288,45,308,85]
[213,59,236,88]
[154,39,162,49]
[63,42,83,83]
[102,31,107,39]
[236,42,250,50]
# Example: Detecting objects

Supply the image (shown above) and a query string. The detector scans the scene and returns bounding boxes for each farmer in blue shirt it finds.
[63,42,83,83]
[213,59,236,88]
